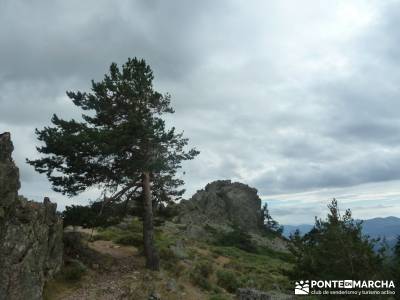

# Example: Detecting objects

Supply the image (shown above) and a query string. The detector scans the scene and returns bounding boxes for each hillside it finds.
[43,181,295,300]
[45,219,293,300]
[1,132,295,300]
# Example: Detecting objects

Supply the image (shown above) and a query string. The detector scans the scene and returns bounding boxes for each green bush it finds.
[93,224,143,247]
[216,227,257,253]
[114,234,142,246]
[195,261,214,278]
[160,246,183,274]
[190,272,212,291]
[62,200,131,228]
[190,261,214,291]
[216,270,240,293]
[93,227,123,241]
[62,259,87,281]
[159,247,177,261]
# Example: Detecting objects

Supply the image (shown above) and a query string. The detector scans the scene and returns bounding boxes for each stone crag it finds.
[177,180,263,233]
[0,132,63,300]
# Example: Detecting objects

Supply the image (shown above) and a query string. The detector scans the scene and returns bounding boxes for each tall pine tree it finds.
[27,58,199,270]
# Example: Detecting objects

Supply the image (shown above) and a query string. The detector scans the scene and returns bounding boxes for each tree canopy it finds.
[289,199,384,283]
[261,203,283,235]
[27,58,199,270]
[28,58,198,200]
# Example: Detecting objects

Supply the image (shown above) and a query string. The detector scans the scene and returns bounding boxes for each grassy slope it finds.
[44,218,294,300]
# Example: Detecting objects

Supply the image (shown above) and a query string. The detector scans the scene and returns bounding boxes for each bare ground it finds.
[47,235,209,300]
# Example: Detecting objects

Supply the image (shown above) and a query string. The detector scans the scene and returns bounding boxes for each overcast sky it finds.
[1,0,400,224]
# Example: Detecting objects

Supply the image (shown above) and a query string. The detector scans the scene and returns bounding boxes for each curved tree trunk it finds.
[142,171,160,271]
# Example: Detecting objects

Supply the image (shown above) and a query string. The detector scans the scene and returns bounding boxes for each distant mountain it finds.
[282,224,313,237]
[283,216,400,250]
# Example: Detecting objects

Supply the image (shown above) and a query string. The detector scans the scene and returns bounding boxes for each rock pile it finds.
[0,132,63,300]
[177,180,263,232]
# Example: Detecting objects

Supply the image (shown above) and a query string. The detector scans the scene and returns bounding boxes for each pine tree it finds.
[289,199,383,283]
[261,203,283,234]
[27,58,199,270]
[394,236,400,261]
[393,236,400,299]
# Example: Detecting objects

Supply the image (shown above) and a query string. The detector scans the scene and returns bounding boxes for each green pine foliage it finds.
[261,203,284,235]
[27,58,199,270]
[289,199,384,281]
[27,58,198,200]
[393,237,400,299]
[62,200,131,228]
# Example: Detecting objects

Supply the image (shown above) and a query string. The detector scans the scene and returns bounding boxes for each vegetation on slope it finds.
[44,216,294,299]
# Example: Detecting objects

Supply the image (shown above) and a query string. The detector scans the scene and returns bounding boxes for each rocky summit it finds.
[0,132,63,300]
[177,180,263,232]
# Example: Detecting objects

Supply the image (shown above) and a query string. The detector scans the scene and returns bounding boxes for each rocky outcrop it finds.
[0,132,63,300]
[177,180,263,232]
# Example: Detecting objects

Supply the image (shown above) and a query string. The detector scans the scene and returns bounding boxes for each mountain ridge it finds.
[283,216,400,249]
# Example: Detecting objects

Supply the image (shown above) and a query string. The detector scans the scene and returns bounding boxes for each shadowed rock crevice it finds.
[0,132,63,300]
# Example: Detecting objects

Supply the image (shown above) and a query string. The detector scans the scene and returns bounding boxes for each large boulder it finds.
[177,180,263,233]
[0,132,63,300]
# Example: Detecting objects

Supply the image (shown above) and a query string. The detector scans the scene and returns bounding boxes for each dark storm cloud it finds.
[1,0,400,221]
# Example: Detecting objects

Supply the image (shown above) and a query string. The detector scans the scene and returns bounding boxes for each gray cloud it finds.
[1,1,400,223]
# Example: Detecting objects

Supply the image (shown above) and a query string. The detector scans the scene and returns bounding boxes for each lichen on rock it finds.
[0,132,63,300]
[177,180,263,231]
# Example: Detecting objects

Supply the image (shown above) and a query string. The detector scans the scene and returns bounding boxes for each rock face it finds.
[178,180,263,232]
[0,132,63,300]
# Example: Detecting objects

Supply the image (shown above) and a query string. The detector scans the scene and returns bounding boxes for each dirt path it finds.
[52,228,209,300]
[58,240,143,300]
[88,240,139,258]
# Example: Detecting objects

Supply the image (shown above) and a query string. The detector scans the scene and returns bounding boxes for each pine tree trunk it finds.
[142,171,160,271]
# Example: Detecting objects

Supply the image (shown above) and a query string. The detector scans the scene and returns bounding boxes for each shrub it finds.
[190,272,212,291]
[93,226,143,247]
[171,261,186,277]
[216,227,257,253]
[190,261,214,291]
[216,270,240,293]
[159,246,182,274]
[62,259,87,281]
[159,247,178,263]
[62,205,96,228]
[93,227,122,241]
[62,200,130,228]
[114,234,142,246]
[195,261,214,278]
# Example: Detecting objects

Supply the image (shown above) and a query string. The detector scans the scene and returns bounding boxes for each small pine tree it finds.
[289,199,384,283]
[394,236,400,262]
[393,236,400,299]
[261,203,283,235]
